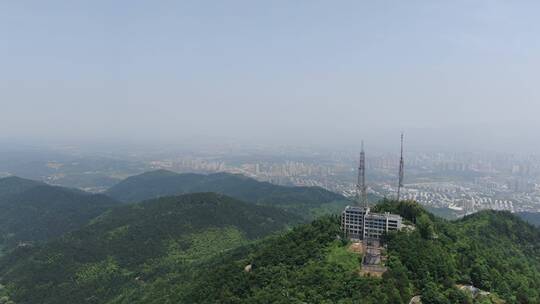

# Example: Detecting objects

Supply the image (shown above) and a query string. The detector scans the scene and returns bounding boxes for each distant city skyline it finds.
[3,141,540,216]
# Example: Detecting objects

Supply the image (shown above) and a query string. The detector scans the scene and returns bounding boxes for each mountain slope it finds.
[0,192,301,304]
[105,170,347,216]
[516,211,540,227]
[2,199,539,304]
[0,176,43,199]
[180,206,540,304]
[0,176,120,252]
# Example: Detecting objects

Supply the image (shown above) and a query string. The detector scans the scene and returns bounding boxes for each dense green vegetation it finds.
[0,177,120,252]
[0,192,301,304]
[1,196,539,303]
[105,170,347,217]
[179,202,539,304]
[516,212,540,227]
[426,206,463,220]
[0,176,42,199]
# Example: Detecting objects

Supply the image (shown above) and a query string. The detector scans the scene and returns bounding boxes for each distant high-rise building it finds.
[397,133,405,201]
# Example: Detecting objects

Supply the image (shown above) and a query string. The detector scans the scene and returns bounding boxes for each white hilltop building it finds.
[341,206,402,241]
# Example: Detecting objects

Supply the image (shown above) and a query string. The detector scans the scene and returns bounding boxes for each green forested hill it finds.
[1,199,539,304]
[0,177,120,252]
[0,192,302,304]
[516,212,540,227]
[0,176,43,199]
[105,170,347,216]
[181,204,540,304]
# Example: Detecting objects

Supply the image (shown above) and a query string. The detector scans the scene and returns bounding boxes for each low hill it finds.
[516,212,540,227]
[1,199,539,303]
[0,176,120,253]
[0,176,43,199]
[106,170,347,216]
[0,192,301,304]
[181,204,540,304]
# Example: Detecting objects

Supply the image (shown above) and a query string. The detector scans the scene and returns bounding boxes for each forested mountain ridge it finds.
[516,212,540,227]
[0,192,302,304]
[0,176,121,253]
[0,169,346,257]
[105,169,347,217]
[1,198,539,304]
[180,204,540,304]
[0,176,43,199]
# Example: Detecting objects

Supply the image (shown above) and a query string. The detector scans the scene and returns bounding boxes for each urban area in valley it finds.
[3,143,540,219]
[149,149,540,218]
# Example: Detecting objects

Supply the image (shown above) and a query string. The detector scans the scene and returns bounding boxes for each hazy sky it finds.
[1,1,540,152]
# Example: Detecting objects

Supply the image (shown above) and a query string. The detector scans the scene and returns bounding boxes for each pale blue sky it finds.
[1,1,539,151]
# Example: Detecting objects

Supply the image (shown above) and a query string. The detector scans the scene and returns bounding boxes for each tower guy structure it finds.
[396,133,405,201]
[357,141,368,208]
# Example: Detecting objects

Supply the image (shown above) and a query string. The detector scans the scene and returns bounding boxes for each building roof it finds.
[343,206,402,220]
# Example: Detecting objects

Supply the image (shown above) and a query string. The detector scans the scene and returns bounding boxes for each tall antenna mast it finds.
[397,133,405,201]
[357,140,368,208]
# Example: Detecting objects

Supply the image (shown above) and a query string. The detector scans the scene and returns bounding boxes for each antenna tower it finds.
[397,133,405,201]
[357,141,368,208]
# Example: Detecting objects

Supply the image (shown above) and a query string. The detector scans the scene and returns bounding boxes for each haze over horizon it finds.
[2,1,540,152]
